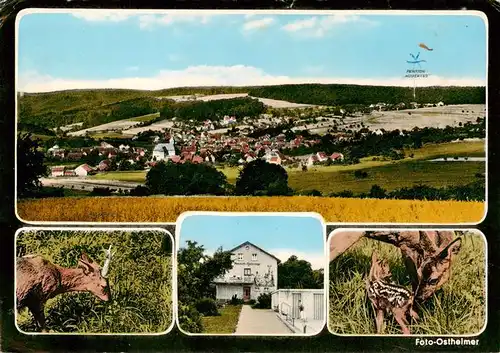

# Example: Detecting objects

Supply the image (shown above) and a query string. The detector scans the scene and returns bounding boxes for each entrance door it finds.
[292,293,302,319]
[313,293,324,320]
[243,286,251,301]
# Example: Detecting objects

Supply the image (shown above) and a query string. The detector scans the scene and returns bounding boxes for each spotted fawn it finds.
[366,252,419,335]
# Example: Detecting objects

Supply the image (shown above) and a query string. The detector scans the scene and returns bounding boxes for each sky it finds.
[178,214,325,270]
[17,10,487,92]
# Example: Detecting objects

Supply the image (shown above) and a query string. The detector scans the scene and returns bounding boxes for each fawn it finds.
[16,247,114,332]
[365,231,462,302]
[366,252,419,335]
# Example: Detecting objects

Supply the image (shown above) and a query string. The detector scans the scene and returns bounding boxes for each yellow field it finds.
[17,197,484,223]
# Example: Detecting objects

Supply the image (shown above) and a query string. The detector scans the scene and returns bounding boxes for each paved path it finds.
[235,305,294,334]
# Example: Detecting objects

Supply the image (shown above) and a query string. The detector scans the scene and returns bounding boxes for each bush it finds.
[178,304,203,333]
[252,293,272,309]
[195,298,220,316]
[229,294,244,305]
[300,189,322,196]
[130,185,151,196]
[89,187,112,196]
[354,170,368,179]
[245,299,256,305]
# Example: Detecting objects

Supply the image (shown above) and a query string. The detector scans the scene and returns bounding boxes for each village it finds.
[45,97,469,180]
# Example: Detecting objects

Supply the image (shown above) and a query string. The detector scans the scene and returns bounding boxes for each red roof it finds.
[317,152,327,159]
[269,157,279,162]
[331,153,343,160]
[78,164,93,172]
[170,156,181,163]
[51,166,65,172]
[192,156,204,164]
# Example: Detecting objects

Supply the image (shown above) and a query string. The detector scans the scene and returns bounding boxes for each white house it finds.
[213,241,280,301]
[271,289,325,334]
[152,138,176,161]
[50,166,65,177]
[74,164,94,177]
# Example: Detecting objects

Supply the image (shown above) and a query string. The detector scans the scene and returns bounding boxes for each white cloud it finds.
[72,11,132,22]
[242,17,275,32]
[282,14,377,38]
[138,14,212,30]
[17,66,485,93]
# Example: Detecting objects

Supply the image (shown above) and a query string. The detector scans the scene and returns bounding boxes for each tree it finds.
[278,255,323,289]
[235,159,292,196]
[17,133,48,198]
[145,161,228,195]
[177,241,233,333]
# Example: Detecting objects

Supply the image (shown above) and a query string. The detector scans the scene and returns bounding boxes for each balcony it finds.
[213,274,254,284]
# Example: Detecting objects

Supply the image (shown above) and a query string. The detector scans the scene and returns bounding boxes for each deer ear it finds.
[78,259,93,274]
[420,231,438,255]
[437,237,462,260]
[80,252,94,264]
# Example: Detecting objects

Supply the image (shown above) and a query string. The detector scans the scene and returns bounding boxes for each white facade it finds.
[74,164,93,176]
[214,241,279,301]
[271,289,325,334]
[152,139,176,161]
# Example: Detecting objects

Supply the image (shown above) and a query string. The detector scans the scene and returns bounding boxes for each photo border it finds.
[325,227,488,337]
[14,226,176,336]
[13,9,489,226]
[174,211,328,337]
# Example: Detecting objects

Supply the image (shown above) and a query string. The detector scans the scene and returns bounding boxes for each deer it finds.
[366,252,419,335]
[364,231,462,303]
[16,245,115,332]
[330,230,462,303]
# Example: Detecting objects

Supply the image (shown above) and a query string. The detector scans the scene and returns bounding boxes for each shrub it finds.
[252,293,272,309]
[229,294,244,305]
[354,170,368,179]
[246,299,256,305]
[300,189,322,196]
[178,304,203,333]
[130,185,151,196]
[89,187,112,196]
[195,298,219,317]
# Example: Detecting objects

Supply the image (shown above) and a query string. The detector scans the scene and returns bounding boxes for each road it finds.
[41,177,141,191]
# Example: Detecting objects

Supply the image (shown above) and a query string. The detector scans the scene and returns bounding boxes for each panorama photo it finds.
[16,10,487,223]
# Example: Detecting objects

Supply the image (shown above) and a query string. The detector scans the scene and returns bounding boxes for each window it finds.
[237,253,243,260]
[252,253,258,261]
[244,268,251,276]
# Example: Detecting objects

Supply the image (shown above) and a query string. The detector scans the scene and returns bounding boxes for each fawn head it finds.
[413,235,461,302]
[369,253,392,282]
[77,252,111,301]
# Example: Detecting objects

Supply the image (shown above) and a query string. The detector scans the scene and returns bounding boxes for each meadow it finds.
[328,233,486,335]
[90,141,485,195]
[16,229,173,334]
[201,305,243,334]
[17,196,485,223]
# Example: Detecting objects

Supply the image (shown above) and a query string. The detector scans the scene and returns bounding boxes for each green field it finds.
[201,305,243,334]
[329,232,485,335]
[131,112,161,122]
[16,229,173,334]
[90,141,484,195]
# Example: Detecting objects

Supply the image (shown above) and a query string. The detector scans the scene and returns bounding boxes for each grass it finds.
[201,305,243,334]
[289,161,484,194]
[17,196,485,223]
[92,170,147,182]
[16,229,173,334]
[131,112,160,122]
[88,132,126,139]
[328,233,486,335]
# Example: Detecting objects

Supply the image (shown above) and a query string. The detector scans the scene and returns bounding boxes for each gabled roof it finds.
[229,241,281,263]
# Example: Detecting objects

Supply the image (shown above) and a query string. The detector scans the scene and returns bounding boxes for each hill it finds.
[18,84,486,131]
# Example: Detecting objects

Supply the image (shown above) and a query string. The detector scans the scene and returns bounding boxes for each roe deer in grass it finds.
[16,247,114,332]
[364,231,462,302]
[366,252,419,335]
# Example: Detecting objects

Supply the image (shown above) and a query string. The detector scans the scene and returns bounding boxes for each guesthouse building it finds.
[213,241,280,302]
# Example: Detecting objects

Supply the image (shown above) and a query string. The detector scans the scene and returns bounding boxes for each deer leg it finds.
[375,309,385,334]
[30,304,46,332]
[393,309,410,335]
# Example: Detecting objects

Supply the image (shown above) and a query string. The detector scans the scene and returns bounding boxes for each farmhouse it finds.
[74,164,95,177]
[213,241,280,301]
[50,166,65,177]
